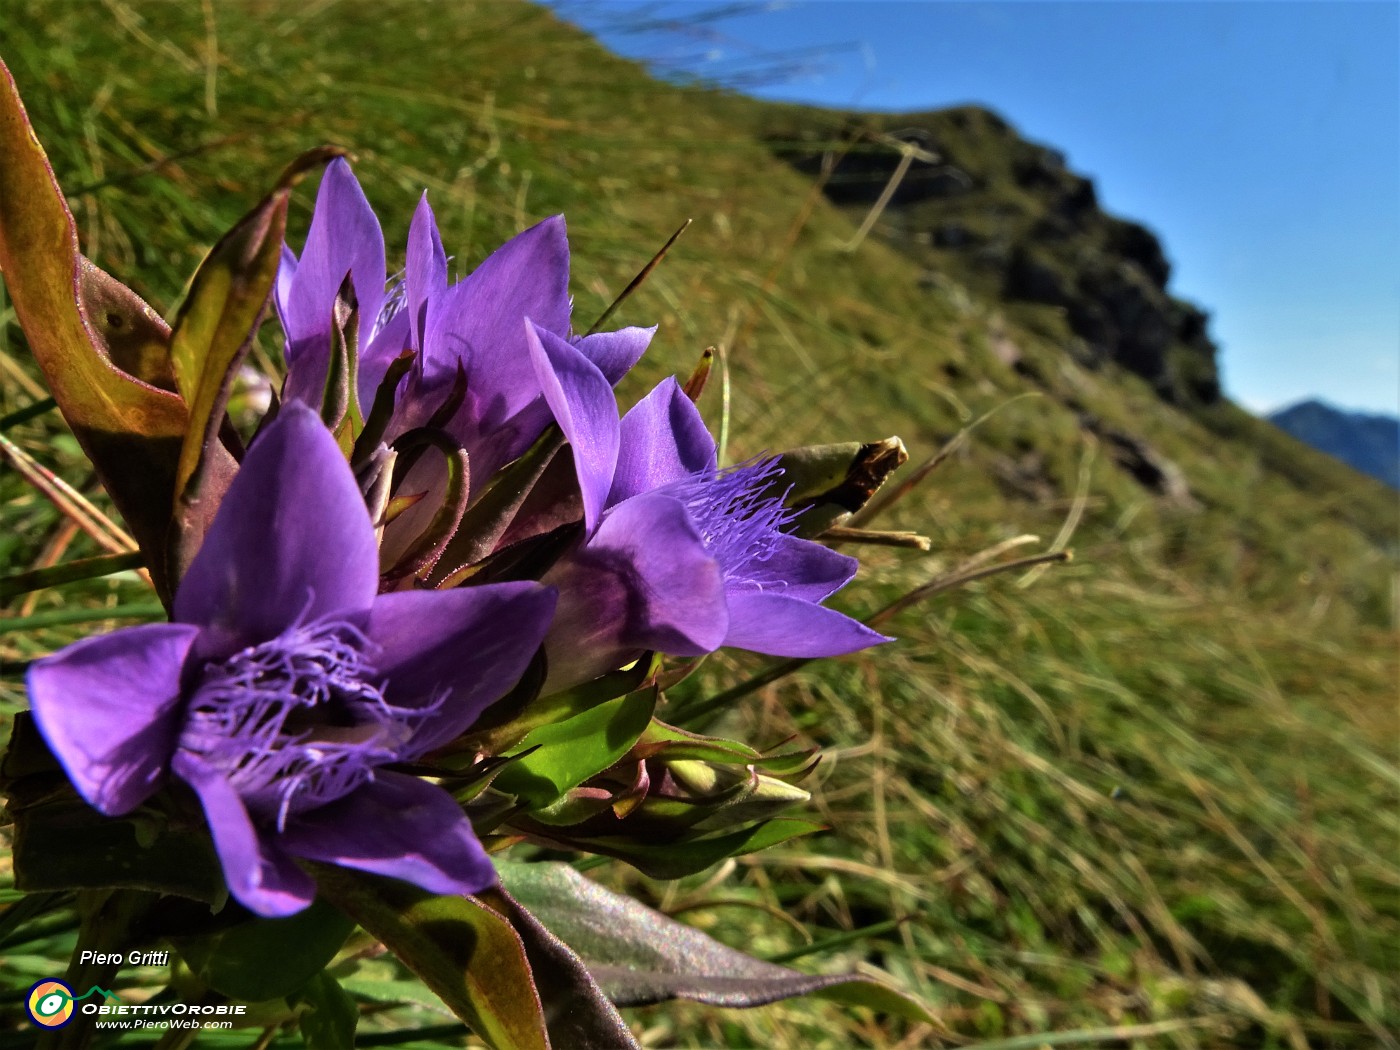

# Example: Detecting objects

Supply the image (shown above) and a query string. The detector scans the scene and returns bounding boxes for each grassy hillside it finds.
[1,1,1396,1047]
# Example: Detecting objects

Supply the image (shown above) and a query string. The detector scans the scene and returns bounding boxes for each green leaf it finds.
[463,655,658,757]
[3,721,225,903]
[0,59,188,603]
[497,862,934,1022]
[2,717,225,908]
[294,970,359,1050]
[311,865,549,1050]
[174,898,354,1002]
[477,889,641,1050]
[492,689,657,807]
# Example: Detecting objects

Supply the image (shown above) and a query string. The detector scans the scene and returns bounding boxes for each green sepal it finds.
[381,428,470,583]
[681,347,713,402]
[320,275,361,445]
[431,426,564,585]
[352,350,415,465]
[521,787,620,828]
[634,720,818,776]
[516,817,825,880]
[766,437,908,538]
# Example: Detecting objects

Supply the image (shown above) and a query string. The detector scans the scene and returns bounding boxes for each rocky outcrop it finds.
[768,106,1223,407]
[1080,414,1199,508]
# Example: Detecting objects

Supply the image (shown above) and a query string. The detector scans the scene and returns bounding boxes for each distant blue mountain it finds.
[1267,399,1400,490]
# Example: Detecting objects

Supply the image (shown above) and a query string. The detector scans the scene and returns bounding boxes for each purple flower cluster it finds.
[27,160,888,917]
[30,407,554,916]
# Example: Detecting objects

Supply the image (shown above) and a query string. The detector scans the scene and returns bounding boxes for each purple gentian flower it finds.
[275,158,395,409]
[387,196,654,488]
[26,404,556,917]
[273,161,655,561]
[526,323,890,691]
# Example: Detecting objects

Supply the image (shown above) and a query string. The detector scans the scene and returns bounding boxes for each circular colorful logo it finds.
[26,979,75,1028]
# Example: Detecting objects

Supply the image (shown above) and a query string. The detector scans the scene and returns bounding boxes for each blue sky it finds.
[550,1,1400,417]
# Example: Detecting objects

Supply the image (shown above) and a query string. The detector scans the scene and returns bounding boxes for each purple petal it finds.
[174,402,378,650]
[365,582,557,753]
[610,377,716,504]
[27,624,200,815]
[527,321,619,533]
[274,243,297,330]
[282,159,386,405]
[574,325,655,385]
[406,194,447,352]
[754,535,858,603]
[474,328,651,468]
[557,491,727,660]
[280,771,495,897]
[359,303,411,410]
[173,752,316,917]
[722,592,891,657]
[420,214,570,397]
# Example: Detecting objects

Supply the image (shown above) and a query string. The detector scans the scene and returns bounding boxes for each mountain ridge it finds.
[1269,397,1400,489]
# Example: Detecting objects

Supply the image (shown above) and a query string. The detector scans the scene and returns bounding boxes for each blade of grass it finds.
[0,601,164,634]
[0,396,56,431]
[672,547,1071,723]
[585,218,691,336]
[0,433,137,553]
[0,551,145,602]
[960,1016,1232,1050]
[849,392,1042,527]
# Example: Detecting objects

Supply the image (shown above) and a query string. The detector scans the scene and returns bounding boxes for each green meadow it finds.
[1,2,1395,1046]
